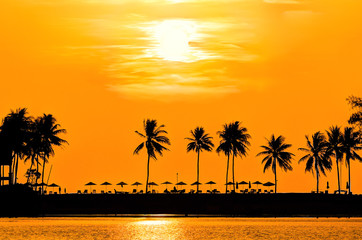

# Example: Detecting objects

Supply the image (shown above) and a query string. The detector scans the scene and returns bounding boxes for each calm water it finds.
[0,217,361,240]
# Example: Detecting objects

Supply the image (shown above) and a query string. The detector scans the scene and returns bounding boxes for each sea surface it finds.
[0,217,361,240]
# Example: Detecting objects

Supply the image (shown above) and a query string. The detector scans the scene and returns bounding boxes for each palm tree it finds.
[185,127,214,192]
[134,119,170,193]
[257,135,294,193]
[298,132,332,193]
[229,122,251,191]
[216,123,232,193]
[0,108,32,184]
[342,127,362,194]
[36,114,67,193]
[326,126,344,194]
[347,95,362,132]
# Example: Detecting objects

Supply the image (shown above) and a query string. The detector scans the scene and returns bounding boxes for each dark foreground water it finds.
[0,217,361,239]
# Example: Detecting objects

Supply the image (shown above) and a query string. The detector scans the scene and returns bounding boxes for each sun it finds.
[154,20,195,61]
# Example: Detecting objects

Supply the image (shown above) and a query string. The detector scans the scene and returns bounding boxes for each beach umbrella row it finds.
[83,181,276,192]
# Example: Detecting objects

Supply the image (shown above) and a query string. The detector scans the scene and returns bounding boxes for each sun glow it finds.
[154,20,195,61]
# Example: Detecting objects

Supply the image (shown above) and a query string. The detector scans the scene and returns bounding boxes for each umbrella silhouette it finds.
[101,181,112,192]
[131,182,142,190]
[148,182,158,192]
[225,181,234,185]
[191,181,202,186]
[248,181,251,189]
[48,183,59,193]
[252,181,263,190]
[263,181,275,191]
[161,181,172,189]
[116,181,127,188]
[239,181,248,189]
[205,181,216,190]
[176,181,187,190]
[85,182,96,192]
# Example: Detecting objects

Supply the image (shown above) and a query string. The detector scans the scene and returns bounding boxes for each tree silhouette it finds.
[342,127,362,194]
[216,123,233,193]
[36,114,67,193]
[0,108,32,184]
[229,122,251,192]
[185,127,214,192]
[299,132,332,193]
[326,126,344,194]
[134,119,170,193]
[257,134,293,193]
[347,95,362,132]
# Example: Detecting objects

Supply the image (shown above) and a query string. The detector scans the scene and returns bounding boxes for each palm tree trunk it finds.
[225,153,230,193]
[316,160,319,193]
[42,158,46,194]
[27,158,34,184]
[274,157,277,193]
[347,157,351,194]
[232,153,235,192]
[197,150,200,193]
[146,154,150,194]
[14,154,19,184]
[336,156,341,194]
[36,156,39,185]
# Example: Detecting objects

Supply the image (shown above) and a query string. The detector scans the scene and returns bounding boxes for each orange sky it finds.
[1,0,362,193]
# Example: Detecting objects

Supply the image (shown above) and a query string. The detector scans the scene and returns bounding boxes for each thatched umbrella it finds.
[239,181,248,190]
[48,183,59,193]
[117,181,127,188]
[252,181,263,190]
[176,181,187,190]
[100,181,112,192]
[131,181,142,190]
[85,182,96,192]
[263,181,275,191]
[161,181,172,190]
[205,181,216,191]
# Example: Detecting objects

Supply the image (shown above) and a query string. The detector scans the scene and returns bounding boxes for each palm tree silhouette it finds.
[298,132,332,193]
[326,126,344,194]
[347,95,362,132]
[229,122,251,192]
[36,114,67,193]
[216,123,232,193]
[185,127,214,193]
[134,119,170,193]
[342,127,362,194]
[257,135,294,193]
[0,108,32,184]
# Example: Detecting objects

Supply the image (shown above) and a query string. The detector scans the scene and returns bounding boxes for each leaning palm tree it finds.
[216,123,233,193]
[36,114,67,193]
[298,132,332,193]
[134,119,170,193]
[257,135,294,193]
[185,127,214,192]
[229,121,251,191]
[326,126,344,194]
[342,127,362,194]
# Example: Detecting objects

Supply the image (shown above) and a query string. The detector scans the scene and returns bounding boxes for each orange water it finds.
[0,218,361,239]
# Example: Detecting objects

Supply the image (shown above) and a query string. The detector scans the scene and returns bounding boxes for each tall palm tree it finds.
[36,114,67,193]
[257,135,294,193]
[185,127,214,192]
[229,122,251,191]
[134,119,170,193]
[0,108,32,184]
[298,132,332,193]
[326,126,344,194]
[342,127,362,194]
[216,123,232,193]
